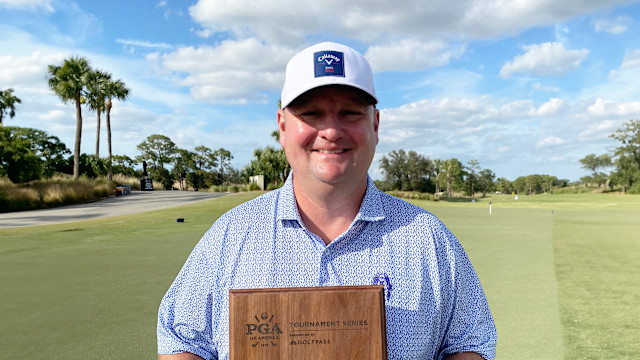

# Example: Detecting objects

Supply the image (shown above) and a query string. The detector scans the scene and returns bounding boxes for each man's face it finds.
[277,86,379,188]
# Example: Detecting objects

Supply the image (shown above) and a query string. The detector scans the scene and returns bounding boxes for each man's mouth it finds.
[315,149,347,154]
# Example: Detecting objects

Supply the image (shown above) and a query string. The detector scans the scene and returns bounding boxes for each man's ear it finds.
[374,108,380,145]
[277,109,286,147]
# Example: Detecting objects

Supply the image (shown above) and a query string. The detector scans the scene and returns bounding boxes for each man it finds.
[158,42,497,360]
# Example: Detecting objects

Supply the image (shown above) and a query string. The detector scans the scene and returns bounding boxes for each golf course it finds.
[1,191,638,359]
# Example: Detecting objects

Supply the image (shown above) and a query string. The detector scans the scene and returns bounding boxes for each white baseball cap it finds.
[280,42,377,109]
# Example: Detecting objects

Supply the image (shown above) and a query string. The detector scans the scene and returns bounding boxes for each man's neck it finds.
[292,175,368,245]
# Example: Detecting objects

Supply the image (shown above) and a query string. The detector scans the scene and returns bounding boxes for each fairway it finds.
[1,192,639,359]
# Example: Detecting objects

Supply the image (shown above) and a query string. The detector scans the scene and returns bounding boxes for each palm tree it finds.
[104,78,130,180]
[47,56,92,180]
[86,70,112,158]
[0,88,22,127]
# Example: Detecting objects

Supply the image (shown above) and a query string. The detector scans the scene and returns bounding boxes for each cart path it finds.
[0,190,227,228]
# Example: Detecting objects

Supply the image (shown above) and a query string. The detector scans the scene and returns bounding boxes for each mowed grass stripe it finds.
[413,201,564,360]
[554,207,640,359]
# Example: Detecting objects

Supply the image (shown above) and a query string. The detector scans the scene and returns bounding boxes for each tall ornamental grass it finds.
[0,175,119,212]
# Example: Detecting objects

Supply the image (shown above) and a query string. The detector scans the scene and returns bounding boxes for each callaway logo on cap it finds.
[281,42,377,109]
[314,51,345,77]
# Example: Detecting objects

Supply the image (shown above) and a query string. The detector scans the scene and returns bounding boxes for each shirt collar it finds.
[276,173,386,224]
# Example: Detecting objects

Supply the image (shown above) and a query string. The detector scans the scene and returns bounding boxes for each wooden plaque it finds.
[229,285,387,360]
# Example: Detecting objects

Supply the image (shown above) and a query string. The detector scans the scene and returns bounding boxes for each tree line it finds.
[376,149,567,197]
[2,55,639,194]
[2,117,639,195]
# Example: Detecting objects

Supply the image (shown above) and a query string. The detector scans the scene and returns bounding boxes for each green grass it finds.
[0,192,260,359]
[1,192,639,359]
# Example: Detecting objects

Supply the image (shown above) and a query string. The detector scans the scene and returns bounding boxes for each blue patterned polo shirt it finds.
[157,174,497,359]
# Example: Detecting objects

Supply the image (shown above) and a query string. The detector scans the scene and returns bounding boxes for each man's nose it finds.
[317,115,343,141]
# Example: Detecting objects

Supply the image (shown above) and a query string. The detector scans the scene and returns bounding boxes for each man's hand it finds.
[447,352,486,360]
[158,353,204,360]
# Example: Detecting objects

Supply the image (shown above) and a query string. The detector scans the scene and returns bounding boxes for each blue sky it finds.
[2,0,640,182]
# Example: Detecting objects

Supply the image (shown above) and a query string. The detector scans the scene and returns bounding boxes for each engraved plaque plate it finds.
[229,285,387,360]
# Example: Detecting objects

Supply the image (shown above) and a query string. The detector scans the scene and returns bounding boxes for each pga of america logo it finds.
[245,312,282,348]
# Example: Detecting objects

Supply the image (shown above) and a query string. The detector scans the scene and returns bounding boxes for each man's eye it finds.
[343,110,365,117]
[300,111,321,117]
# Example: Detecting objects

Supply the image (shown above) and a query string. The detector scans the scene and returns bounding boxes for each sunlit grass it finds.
[0,192,639,359]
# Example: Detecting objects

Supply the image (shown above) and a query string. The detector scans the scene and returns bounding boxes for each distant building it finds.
[249,175,265,190]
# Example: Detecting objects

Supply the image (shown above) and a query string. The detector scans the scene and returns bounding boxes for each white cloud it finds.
[0,51,65,91]
[116,39,172,49]
[500,42,589,78]
[586,98,640,117]
[160,38,295,103]
[365,39,464,72]
[578,119,618,139]
[594,16,632,34]
[0,0,52,12]
[532,82,561,92]
[531,98,565,116]
[536,136,566,148]
[619,49,640,70]
[187,0,636,46]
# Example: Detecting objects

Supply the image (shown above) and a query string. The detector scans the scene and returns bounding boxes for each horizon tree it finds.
[478,168,495,198]
[609,119,640,192]
[432,158,444,195]
[444,158,464,196]
[466,159,480,197]
[47,56,92,180]
[0,88,22,127]
[85,69,111,158]
[104,78,130,180]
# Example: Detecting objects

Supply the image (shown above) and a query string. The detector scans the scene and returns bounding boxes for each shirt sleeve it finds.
[157,233,220,360]
[437,231,497,360]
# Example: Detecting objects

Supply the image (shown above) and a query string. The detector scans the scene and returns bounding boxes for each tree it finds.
[192,145,217,189]
[495,177,512,194]
[379,149,434,192]
[85,70,111,158]
[0,88,22,127]
[0,126,71,182]
[432,158,444,195]
[47,56,92,180]
[244,146,288,185]
[172,149,195,191]
[579,153,612,187]
[11,127,70,177]
[103,78,130,180]
[540,174,559,193]
[0,127,42,182]
[444,158,464,196]
[214,147,235,183]
[512,176,526,194]
[136,134,176,172]
[610,119,640,192]
[112,154,138,177]
[380,149,408,190]
[609,154,639,193]
[465,159,480,197]
[478,168,495,198]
